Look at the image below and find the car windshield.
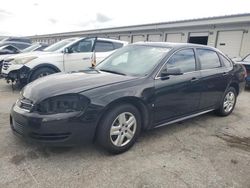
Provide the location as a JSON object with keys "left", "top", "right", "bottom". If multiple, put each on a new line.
{"left": 21, "top": 44, "right": 40, "bottom": 52}
{"left": 243, "top": 54, "right": 250, "bottom": 62}
{"left": 0, "top": 45, "right": 9, "bottom": 50}
{"left": 96, "top": 45, "right": 171, "bottom": 76}
{"left": 43, "top": 38, "right": 76, "bottom": 52}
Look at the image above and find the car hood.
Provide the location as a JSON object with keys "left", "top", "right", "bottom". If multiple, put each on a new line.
{"left": 0, "top": 54, "right": 11, "bottom": 61}
{"left": 22, "top": 72, "right": 138, "bottom": 102}
{"left": 236, "top": 61, "right": 250, "bottom": 66}
{"left": 4, "top": 51, "right": 52, "bottom": 61}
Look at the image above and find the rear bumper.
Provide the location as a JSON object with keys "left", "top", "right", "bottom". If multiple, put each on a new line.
{"left": 10, "top": 104, "right": 97, "bottom": 146}
{"left": 246, "top": 76, "right": 250, "bottom": 87}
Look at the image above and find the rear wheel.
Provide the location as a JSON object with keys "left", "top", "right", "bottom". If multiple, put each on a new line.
{"left": 215, "top": 87, "right": 237, "bottom": 116}
{"left": 30, "top": 67, "right": 56, "bottom": 82}
{"left": 97, "top": 104, "right": 141, "bottom": 154}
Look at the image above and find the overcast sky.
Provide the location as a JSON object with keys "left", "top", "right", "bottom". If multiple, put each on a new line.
{"left": 0, "top": 0, "right": 250, "bottom": 36}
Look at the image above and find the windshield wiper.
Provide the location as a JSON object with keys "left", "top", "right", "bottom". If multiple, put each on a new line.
{"left": 99, "top": 69, "right": 126, "bottom": 76}
{"left": 79, "top": 67, "right": 100, "bottom": 73}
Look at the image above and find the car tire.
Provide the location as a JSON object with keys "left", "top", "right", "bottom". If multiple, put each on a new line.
{"left": 215, "top": 87, "right": 237, "bottom": 116}
{"left": 97, "top": 104, "right": 141, "bottom": 154}
{"left": 30, "top": 67, "right": 56, "bottom": 82}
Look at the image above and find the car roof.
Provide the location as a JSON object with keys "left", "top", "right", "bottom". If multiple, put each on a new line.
{"left": 98, "top": 37, "right": 128, "bottom": 44}
{"left": 133, "top": 42, "right": 218, "bottom": 51}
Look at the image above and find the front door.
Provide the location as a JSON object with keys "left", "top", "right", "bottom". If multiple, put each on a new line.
{"left": 63, "top": 38, "right": 96, "bottom": 72}
{"left": 154, "top": 48, "right": 202, "bottom": 125}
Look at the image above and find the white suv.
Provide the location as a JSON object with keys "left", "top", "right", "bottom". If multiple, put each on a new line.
{"left": 1, "top": 37, "right": 128, "bottom": 84}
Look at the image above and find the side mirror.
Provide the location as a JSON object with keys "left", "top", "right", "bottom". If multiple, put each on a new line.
{"left": 161, "top": 67, "right": 183, "bottom": 77}
{"left": 63, "top": 47, "right": 72, "bottom": 54}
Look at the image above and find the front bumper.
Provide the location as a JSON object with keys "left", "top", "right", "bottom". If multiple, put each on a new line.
{"left": 1, "top": 65, "right": 30, "bottom": 83}
{"left": 10, "top": 104, "right": 98, "bottom": 146}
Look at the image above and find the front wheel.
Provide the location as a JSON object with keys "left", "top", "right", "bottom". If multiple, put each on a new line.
{"left": 97, "top": 104, "right": 141, "bottom": 154}
{"left": 215, "top": 87, "right": 237, "bottom": 116}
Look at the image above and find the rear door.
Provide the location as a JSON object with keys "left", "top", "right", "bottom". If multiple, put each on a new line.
{"left": 197, "top": 49, "right": 228, "bottom": 110}
{"left": 154, "top": 48, "right": 202, "bottom": 125}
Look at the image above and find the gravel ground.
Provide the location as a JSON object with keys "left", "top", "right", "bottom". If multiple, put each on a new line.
{"left": 0, "top": 79, "right": 249, "bottom": 188}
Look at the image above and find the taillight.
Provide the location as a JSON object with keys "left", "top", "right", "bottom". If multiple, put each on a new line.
{"left": 242, "top": 65, "right": 247, "bottom": 78}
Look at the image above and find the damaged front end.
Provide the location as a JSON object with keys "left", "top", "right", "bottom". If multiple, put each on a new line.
{"left": 1, "top": 62, "right": 30, "bottom": 85}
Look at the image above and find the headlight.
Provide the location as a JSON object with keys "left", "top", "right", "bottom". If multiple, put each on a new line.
{"left": 36, "top": 94, "right": 89, "bottom": 114}
{"left": 13, "top": 56, "right": 37, "bottom": 64}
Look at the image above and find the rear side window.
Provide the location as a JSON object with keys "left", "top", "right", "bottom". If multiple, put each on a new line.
{"left": 197, "top": 49, "right": 221, "bottom": 70}
{"left": 219, "top": 54, "right": 232, "bottom": 67}
{"left": 94, "top": 41, "right": 114, "bottom": 52}
{"left": 167, "top": 49, "right": 196, "bottom": 73}
{"left": 113, "top": 42, "right": 123, "bottom": 49}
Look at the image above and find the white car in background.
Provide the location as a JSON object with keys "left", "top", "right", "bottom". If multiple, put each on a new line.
{"left": 1, "top": 37, "right": 128, "bottom": 85}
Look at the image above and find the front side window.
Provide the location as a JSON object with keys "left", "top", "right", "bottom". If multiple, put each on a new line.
{"left": 70, "top": 39, "right": 94, "bottom": 53}
{"left": 166, "top": 49, "right": 196, "bottom": 73}
{"left": 94, "top": 41, "right": 114, "bottom": 52}
{"left": 197, "top": 49, "right": 221, "bottom": 70}
{"left": 96, "top": 45, "right": 171, "bottom": 76}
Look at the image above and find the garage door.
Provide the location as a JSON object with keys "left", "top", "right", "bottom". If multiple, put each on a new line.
{"left": 148, "top": 34, "right": 162, "bottom": 42}
{"left": 119, "top": 35, "right": 131, "bottom": 43}
{"left": 216, "top": 31, "right": 243, "bottom": 58}
{"left": 166, "top": 33, "right": 182, "bottom": 42}
{"left": 132, "top": 35, "right": 145, "bottom": 43}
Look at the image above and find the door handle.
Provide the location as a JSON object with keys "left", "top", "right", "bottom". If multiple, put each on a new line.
{"left": 190, "top": 77, "right": 199, "bottom": 82}
{"left": 83, "top": 57, "right": 91, "bottom": 60}
{"left": 222, "top": 72, "right": 229, "bottom": 76}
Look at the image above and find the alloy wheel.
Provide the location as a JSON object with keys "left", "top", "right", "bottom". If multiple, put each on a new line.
{"left": 110, "top": 112, "right": 137, "bottom": 147}
{"left": 38, "top": 72, "right": 50, "bottom": 78}
{"left": 223, "top": 91, "right": 235, "bottom": 113}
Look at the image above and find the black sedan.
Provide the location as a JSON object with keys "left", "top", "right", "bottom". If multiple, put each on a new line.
{"left": 10, "top": 43, "right": 246, "bottom": 153}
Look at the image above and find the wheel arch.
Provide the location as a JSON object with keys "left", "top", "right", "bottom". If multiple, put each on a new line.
{"left": 27, "top": 63, "right": 61, "bottom": 82}
{"left": 228, "top": 82, "right": 239, "bottom": 95}
{"left": 93, "top": 96, "right": 151, "bottom": 141}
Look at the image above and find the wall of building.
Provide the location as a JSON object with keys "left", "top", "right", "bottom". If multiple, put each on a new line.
{"left": 29, "top": 15, "right": 250, "bottom": 58}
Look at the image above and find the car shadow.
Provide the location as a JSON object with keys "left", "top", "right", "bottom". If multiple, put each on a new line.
{"left": 12, "top": 111, "right": 216, "bottom": 162}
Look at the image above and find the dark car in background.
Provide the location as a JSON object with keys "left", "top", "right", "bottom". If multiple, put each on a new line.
{"left": 1, "top": 37, "right": 31, "bottom": 44}
{"left": 0, "top": 37, "right": 32, "bottom": 50}
{"left": 0, "top": 43, "right": 48, "bottom": 75}
{"left": 10, "top": 43, "right": 246, "bottom": 154}
{"left": 235, "top": 53, "right": 250, "bottom": 87}
{"left": 0, "top": 44, "right": 20, "bottom": 55}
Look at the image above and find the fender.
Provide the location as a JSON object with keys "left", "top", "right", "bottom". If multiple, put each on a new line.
{"left": 27, "top": 63, "right": 62, "bottom": 82}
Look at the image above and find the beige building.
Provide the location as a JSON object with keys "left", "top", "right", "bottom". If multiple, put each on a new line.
{"left": 29, "top": 13, "right": 250, "bottom": 58}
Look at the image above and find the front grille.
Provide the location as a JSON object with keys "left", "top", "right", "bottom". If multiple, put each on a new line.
{"left": 17, "top": 98, "right": 34, "bottom": 111}
{"left": 12, "top": 120, "right": 25, "bottom": 135}
{"left": 2, "top": 61, "right": 11, "bottom": 70}
{"left": 30, "top": 132, "right": 71, "bottom": 140}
